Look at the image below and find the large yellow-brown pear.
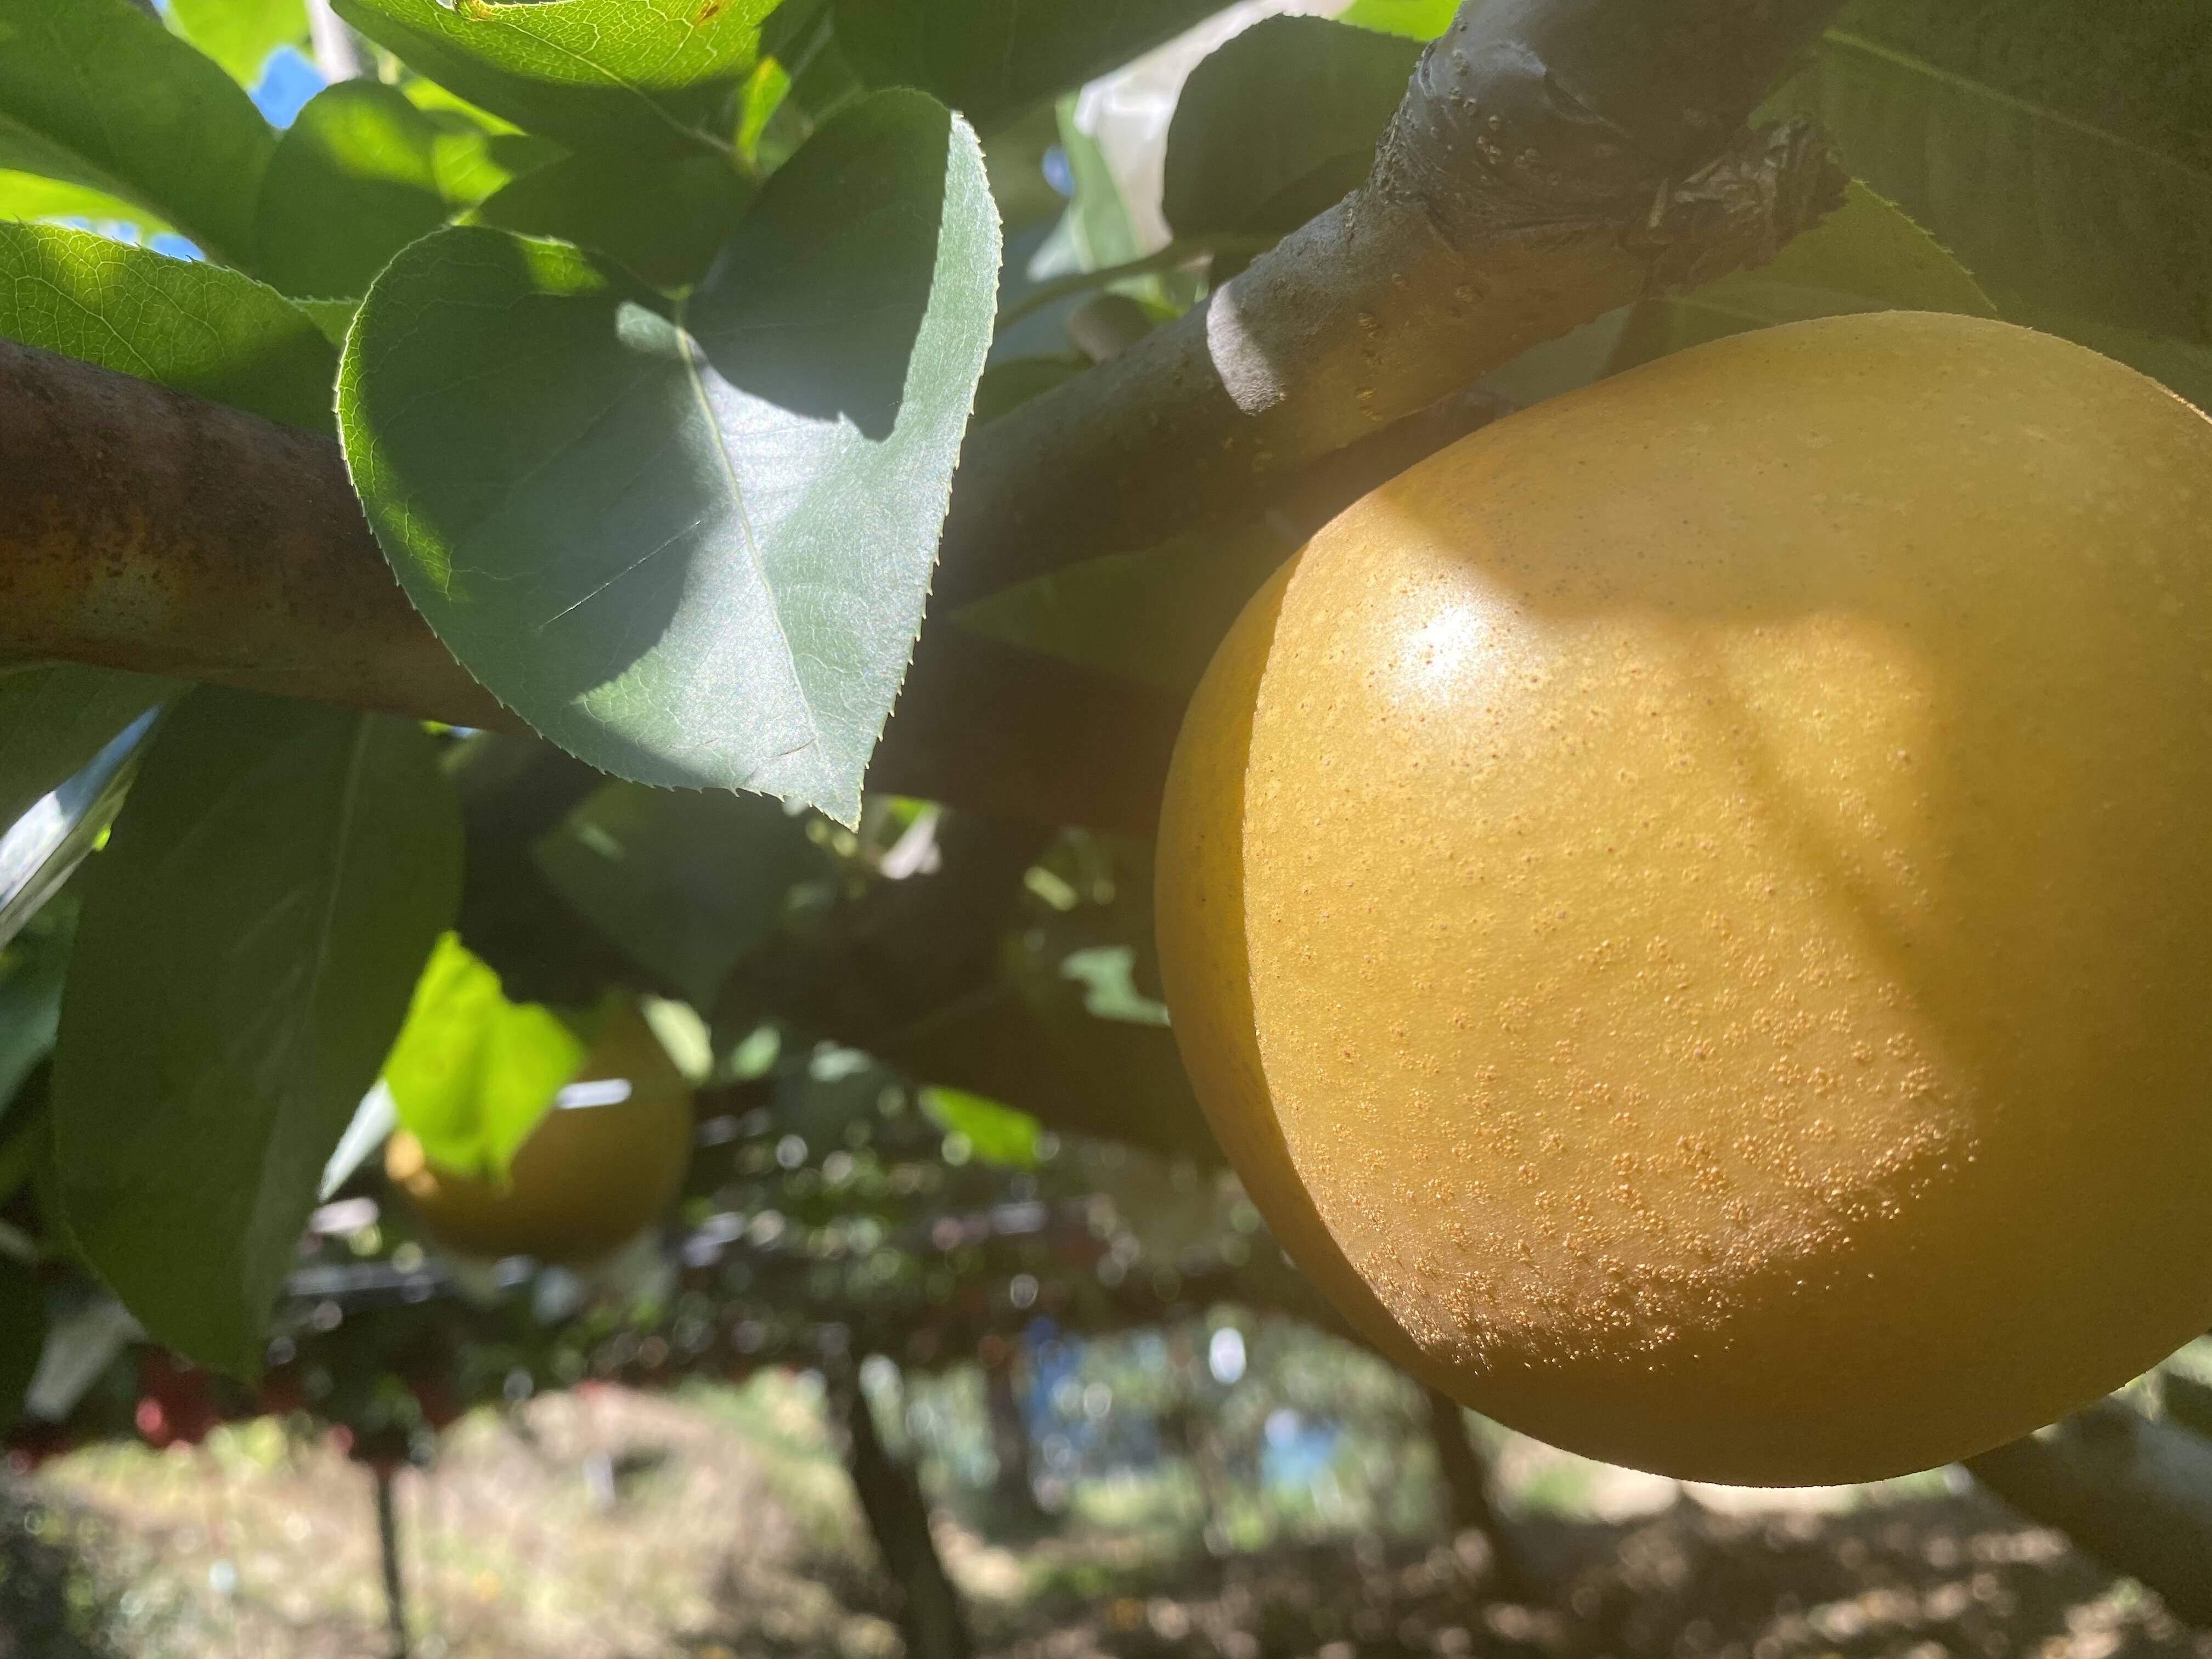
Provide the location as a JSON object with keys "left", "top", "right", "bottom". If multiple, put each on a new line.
{"left": 1156, "top": 312, "right": 2212, "bottom": 1485}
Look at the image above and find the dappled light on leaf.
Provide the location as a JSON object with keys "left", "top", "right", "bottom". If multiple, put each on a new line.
{"left": 253, "top": 80, "right": 556, "bottom": 301}
{"left": 338, "top": 91, "right": 1000, "bottom": 824}
{"left": 0, "top": 224, "right": 337, "bottom": 430}
{"left": 0, "top": 0, "right": 274, "bottom": 264}
{"left": 380, "top": 932, "right": 586, "bottom": 1183}
{"left": 331, "top": 0, "right": 778, "bottom": 155}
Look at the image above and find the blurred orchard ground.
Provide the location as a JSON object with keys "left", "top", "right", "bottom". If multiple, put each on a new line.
{"left": 8, "top": 1358, "right": 2212, "bottom": 1659}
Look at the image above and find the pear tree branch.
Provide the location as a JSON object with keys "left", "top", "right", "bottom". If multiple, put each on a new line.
{"left": 0, "top": 0, "right": 1849, "bottom": 826}
{"left": 1966, "top": 1400, "right": 2212, "bottom": 1626}
{"left": 936, "top": 0, "right": 1847, "bottom": 604}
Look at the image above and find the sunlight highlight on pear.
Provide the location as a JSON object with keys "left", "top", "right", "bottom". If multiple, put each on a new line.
{"left": 1158, "top": 312, "right": 2212, "bottom": 1484}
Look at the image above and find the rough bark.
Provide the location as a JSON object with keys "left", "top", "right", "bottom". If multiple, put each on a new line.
{"left": 933, "top": 0, "right": 1846, "bottom": 604}
{"left": 0, "top": 340, "right": 507, "bottom": 731}
{"left": 1965, "top": 1400, "right": 2212, "bottom": 1625}
{"left": 836, "top": 1364, "right": 975, "bottom": 1659}
{"left": 0, "top": 339, "right": 1181, "bottom": 832}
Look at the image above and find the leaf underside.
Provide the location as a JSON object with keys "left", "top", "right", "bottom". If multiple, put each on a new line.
{"left": 1777, "top": 31, "right": 2212, "bottom": 347}
{"left": 52, "top": 691, "right": 460, "bottom": 1375}
{"left": 339, "top": 90, "right": 1001, "bottom": 826}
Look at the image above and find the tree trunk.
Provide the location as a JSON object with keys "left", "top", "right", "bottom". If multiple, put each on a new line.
{"left": 836, "top": 1364, "right": 975, "bottom": 1659}
{"left": 983, "top": 1348, "right": 1053, "bottom": 1536}
{"left": 1965, "top": 1399, "right": 2212, "bottom": 1626}
{"left": 1423, "top": 1385, "right": 1527, "bottom": 1595}
{"left": 1161, "top": 1399, "right": 1236, "bottom": 1555}
{"left": 373, "top": 1463, "right": 410, "bottom": 1659}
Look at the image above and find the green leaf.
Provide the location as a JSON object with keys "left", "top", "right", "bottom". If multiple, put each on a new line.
{"left": 834, "top": 0, "right": 1228, "bottom": 136}
{"left": 955, "top": 518, "right": 1295, "bottom": 695}
{"left": 380, "top": 932, "right": 584, "bottom": 1180}
{"left": 1059, "top": 944, "right": 1171, "bottom": 1026}
{"left": 1831, "top": 0, "right": 2212, "bottom": 176}
{"left": 777, "top": 9, "right": 867, "bottom": 144}
{"left": 972, "top": 354, "right": 1087, "bottom": 424}
{"left": 52, "top": 690, "right": 460, "bottom": 1375}
{"left": 0, "top": 659, "right": 171, "bottom": 839}
{"left": 0, "top": 170, "right": 168, "bottom": 235}
{"left": 1163, "top": 16, "right": 1417, "bottom": 241}
{"left": 296, "top": 297, "right": 360, "bottom": 347}
{"left": 532, "top": 782, "right": 822, "bottom": 1009}
{"left": 0, "top": 223, "right": 337, "bottom": 431}
{"left": 1012, "top": 95, "right": 1204, "bottom": 330}
{"left": 340, "top": 91, "right": 1000, "bottom": 826}
{"left": 398, "top": 76, "right": 534, "bottom": 137}
{"left": 981, "top": 103, "right": 1067, "bottom": 237}
{"left": 1609, "top": 181, "right": 1997, "bottom": 366}
{"left": 0, "top": 908, "right": 70, "bottom": 1119}
{"left": 1770, "top": 30, "right": 2212, "bottom": 345}
{"left": 254, "top": 80, "right": 557, "bottom": 301}
{"left": 1053, "top": 94, "right": 1141, "bottom": 274}
{"left": 919, "top": 1086, "right": 1041, "bottom": 1169}
{"left": 0, "top": 0, "right": 274, "bottom": 263}
{"left": 0, "top": 1254, "right": 43, "bottom": 1435}
{"left": 170, "top": 0, "right": 308, "bottom": 86}
{"left": 899, "top": 992, "right": 1213, "bottom": 1161}
{"left": 736, "top": 57, "right": 792, "bottom": 167}
{"left": 2171, "top": 1375, "right": 2212, "bottom": 1446}
{"left": 331, "top": 0, "right": 775, "bottom": 155}
{"left": 1978, "top": 294, "right": 2212, "bottom": 416}
{"left": 474, "top": 149, "right": 755, "bottom": 291}
{"left": 1745, "top": 182, "right": 1995, "bottom": 314}
{"left": 1336, "top": 0, "right": 1454, "bottom": 40}
{"left": 0, "top": 699, "right": 146, "bottom": 957}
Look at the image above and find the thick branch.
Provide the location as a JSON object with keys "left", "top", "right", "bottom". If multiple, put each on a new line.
{"left": 0, "top": 338, "right": 1183, "bottom": 831}
{"left": 1, "top": 0, "right": 1848, "bottom": 822}
{"left": 1423, "top": 1383, "right": 1527, "bottom": 1592}
{"left": 934, "top": 0, "right": 1846, "bottom": 605}
{"left": 0, "top": 339, "right": 506, "bottom": 729}
{"left": 1965, "top": 1401, "right": 2212, "bottom": 1625}
{"left": 836, "top": 1363, "right": 976, "bottom": 1659}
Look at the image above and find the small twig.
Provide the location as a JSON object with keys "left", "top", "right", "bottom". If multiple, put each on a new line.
{"left": 995, "top": 238, "right": 1271, "bottom": 334}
